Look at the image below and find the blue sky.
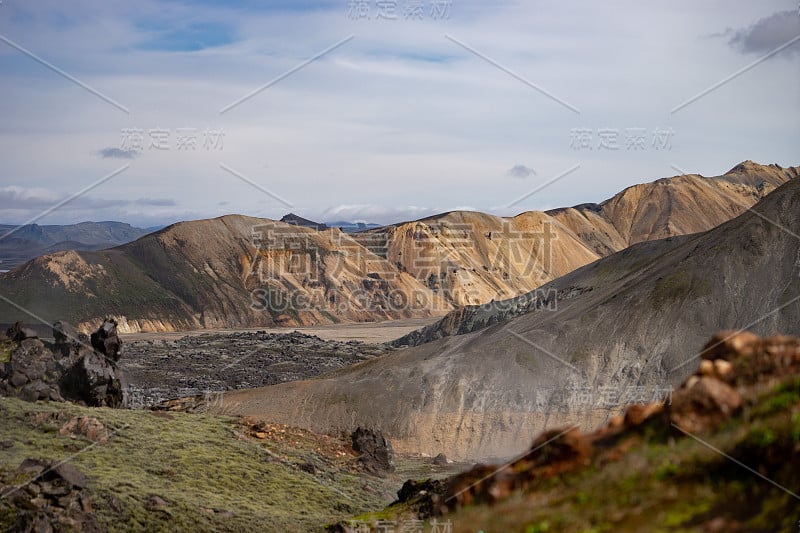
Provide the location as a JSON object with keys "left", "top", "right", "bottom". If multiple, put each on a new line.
{"left": 0, "top": 0, "right": 798, "bottom": 227}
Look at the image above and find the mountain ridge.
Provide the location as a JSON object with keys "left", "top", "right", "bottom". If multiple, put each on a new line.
{"left": 221, "top": 176, "right": 800, "bottom": 460}
{"left": 0, "top": 161, "right": 796, "bottom": 334}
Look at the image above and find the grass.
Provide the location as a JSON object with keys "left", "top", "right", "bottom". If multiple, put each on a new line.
{"left": 0, "top": 397, "right": 453, "bottom": 532}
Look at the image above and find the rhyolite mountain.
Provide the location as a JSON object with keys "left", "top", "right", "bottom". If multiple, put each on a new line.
{"left": 222, "top": 176, "right": 800, "bottom": 461}
{"left": 0, "top": 221, "right": 150, "bottom": 271}
{"left": 0, "top": 161, "right": 796, "bottom": 333}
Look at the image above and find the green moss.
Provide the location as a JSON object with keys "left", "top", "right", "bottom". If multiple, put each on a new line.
{"left": 654, "top": 461, "right": 679, "bottom": 481}
{"left": 0, "top": 398, "right": 401, "bottom": 532}
{"left": 523, "top": 520, "right": 550, "bottom": 533}
{"left": 0, "top": 340, "right": 13, "bottom": 364}
{"left": 661, "top": 500, "right": 711, "bottom": 527}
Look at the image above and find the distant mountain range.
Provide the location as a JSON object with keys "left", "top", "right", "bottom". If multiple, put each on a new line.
{"left": 0, "top": 162, "right": 796, "bottom": 335}
{"left": 224, "top": 174, "right": 800, "bottom": 461}
{"left": 0, "top": 221, "right": 151, "bottom": 271}
{"left": 280, "top": 213, "right": 381, "bottom": 233}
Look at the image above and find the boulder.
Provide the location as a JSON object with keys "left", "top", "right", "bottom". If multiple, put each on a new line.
{"left": 6, "top": 322, "right": 38, "bottom": 342}
{"left": 0, "top": 338, "right": 63, "bottom": 402}
{"left": 90, "top": 318, "right": 122, "bottom": 362}
{"left": 432, "top": 453, "right": 449, "bottom": 466}
{"left": 5, "top": 458, "right": 100, "bottom": 533}
{"left": 59, "top": 347, "right": 124, "bottom": 407}
{"left": 58, "top": 416, "right": 109, "bottom": 444}
{"left": 669, "top": 376, "right": 741, "bottom": 433}
{"left": 395, "top": 478, "right": 448, "bottom": 517}
{"left": 351, "top": 427, "right": 395, "bottom": 476}
{"left": 0, "top": 319, "right": 124, "bottom": 407}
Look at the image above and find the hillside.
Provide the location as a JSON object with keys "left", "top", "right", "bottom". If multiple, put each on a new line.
{"left": 0, "top": 397, "right": 464, "bottom": 532}
{"left": 336, "top": 331, "right": 800, "bottom": 532}
{"left": 0, "top": 216, "right": 451, "bottom": 333}
{"left": 221, "top": 177, "right": 800, "bottom": 461}
{"left": 0, "top": 162, "right": 795, "bottom": 333}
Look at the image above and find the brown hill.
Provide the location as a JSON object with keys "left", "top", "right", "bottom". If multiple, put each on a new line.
{"left": 355, "top": 161, "right": 796, "bottom": 306}
{"left": 0, "top": 161, "right": 795, "bottom": 333}
{"left": 221, "top": 176, "right": 800, "bottom": 461}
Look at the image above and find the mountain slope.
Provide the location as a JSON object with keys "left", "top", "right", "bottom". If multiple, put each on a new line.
{"left": 0, "top": 216, "right": 451, "bottom": 332}
{"left": 222, "top": 177, "right": 800, "bottom": 461}
{"left": 0, "top": 221, "right": 150, "bottom": 271}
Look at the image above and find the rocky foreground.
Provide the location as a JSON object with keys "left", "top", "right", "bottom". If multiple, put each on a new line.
{"left": 332, "top": 331, "right": 800, "bottom": 532}
{"left": 1, "top": 322, "right": 799, "bottom": 531}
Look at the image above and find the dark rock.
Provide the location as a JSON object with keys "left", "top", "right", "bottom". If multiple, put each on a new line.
{"left": 351, "top": 427, "right": 395, "bottom": 476}
{"left": 0, "top": 339, "right": 63, "bottom": 402}
{"left": 146, "top": 495, "right": 169, "bottom": 510}
{"left": 52, "top": 321, "right": 79, "bottom": 347}
{"left": 432, "top": 453, "right": 448, "bottom": 466}
{"left": 395, "top": 478, "right": 448, "bottom": 518}
{"left": 6, "top": 322, "right": 38, "bottom": 342}
{"left": 90, "top": 318, "right": 122, "bottom": 362}
{"left": 59, "top": 347, "right": 124, "bottom": 407}
{"left": 7, "top": 459, "right": 99, "bottom": 533}
{"left": 298, "top": 462, "right": 316, "bottom": 475}
{"left": 0, "top": 319, "right": 124, "bottom": 407}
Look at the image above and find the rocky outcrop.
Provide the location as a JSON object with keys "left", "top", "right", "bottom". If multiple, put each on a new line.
{"left": 0, "top": 336, "right": 65, "bottom": 402}
{"left": 668, "top": 376, "right": 741, "bottom": 434}
{"left": 89, "top": 318, "right": 122, "bottom": 362}
{"left": 0, "top": 319, "right": 125, "bottom": 407}
{"left": 351, "top": 427, "right": 395, "bottom": 477}
{"left": 3, "top": 458, "right": 101, "bottom": 533}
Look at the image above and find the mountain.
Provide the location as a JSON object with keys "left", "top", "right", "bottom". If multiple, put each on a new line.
{"left": 352, "top": 161, "right": 797, "bottom": 306}
{"left": 221, "top": 177, "right": 800, "bottom": 461}
{"left": 279, "top": 213, "right": 328, "bottom": 231}
{"left": 0, "top": 162, "right": 795, "bottom": 333}
{"left": 0, "top": 215, "right": 452, "bottom": 333}
{"left": 0, "top": 221, "right": 150, "bottom": 271}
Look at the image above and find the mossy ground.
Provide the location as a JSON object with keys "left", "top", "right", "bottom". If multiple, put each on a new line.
{"left": 440, "top": 376, "right": 800, "bottom": 532}
{"left": 0, "top": 397, "right": 461, "bottom": 532}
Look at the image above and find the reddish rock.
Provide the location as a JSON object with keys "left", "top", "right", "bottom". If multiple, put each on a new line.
{"left": 700, "top": 330, "right": 759, "bottom": 361}
{"left": 59, "top": 416, "right": 109, "bottom": 444}
{"left": 669, "top": 376, "right": 741, "bottom": 433}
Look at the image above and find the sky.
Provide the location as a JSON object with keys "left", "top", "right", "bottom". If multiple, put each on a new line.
{"left": 0, "top": 0, "right": 798, "bottom": 227}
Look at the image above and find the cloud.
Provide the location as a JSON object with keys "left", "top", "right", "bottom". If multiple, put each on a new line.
{"left": 0, "top": 186, "right": 61, "bottom": 209}
{"left": 507, "top": 164, "right": 537, "bottom": 179}
{"left": 97, "top": 147, "right": 140, "bottom": 159}
{"left": 724, "top": 11, "right": 800, "bottom": 56}
{"left": 135, "top": 198, "right": 176, "bottom": 207}
{"left": 319, "top": 204, "right": 441, "bottom": 225}
{"left": 135, "top": 21, "right": 237, "bottom": 52}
